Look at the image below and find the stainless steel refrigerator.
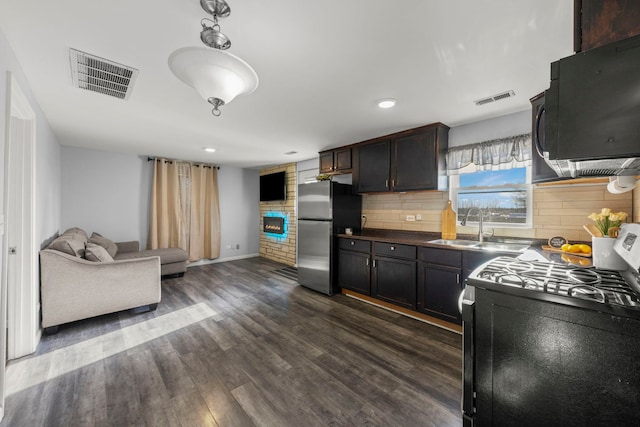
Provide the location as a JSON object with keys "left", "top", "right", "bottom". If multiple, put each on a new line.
{"left": 297, "top": 181, "right": 361, "bottom": 295}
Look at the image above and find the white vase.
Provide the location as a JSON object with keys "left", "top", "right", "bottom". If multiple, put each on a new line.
{"left": 591, "top": 237, "right": 627, "bottom": 271}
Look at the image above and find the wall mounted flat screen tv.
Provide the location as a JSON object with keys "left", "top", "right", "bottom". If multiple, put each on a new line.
{"left": 260, "top": 171, "right": 286, "bottom": 201}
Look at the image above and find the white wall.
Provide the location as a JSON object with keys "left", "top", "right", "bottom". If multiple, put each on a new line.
{"left": 61, "top": 147, "right": 150, "bottom": 245}
{"left": 1, "top": 30, "right": 61, "bottom": 248}
{"left": 217, "top": 167, "right": 260, "bottom": 259}
{"left": 60, "top": 146, "right": 260, "bottom": 260}
{"left": 449, "top": 110, "right": 530, "bottom": 147}
{"left": 0, "top": 29, "right": 61, "bottom": 367}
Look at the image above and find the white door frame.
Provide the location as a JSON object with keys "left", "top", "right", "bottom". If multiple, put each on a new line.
{"left": 1, "top": 72, "right": 38, "bottom": 414}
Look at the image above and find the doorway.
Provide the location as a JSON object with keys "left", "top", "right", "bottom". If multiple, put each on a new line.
{"left": 0, "top": 72, "right": 38, "bottom": 419}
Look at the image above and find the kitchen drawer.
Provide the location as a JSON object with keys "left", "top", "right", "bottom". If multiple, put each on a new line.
{"left": 374, "top": 242, "right": 416, "bottom": 260}
{"left": 419, "top": 246, "right": 462, "bottom": 267}
{"left": 339, "top": 238, "right": 371, "bottom": 253}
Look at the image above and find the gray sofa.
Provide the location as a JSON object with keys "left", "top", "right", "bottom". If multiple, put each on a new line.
{"left": 40, "top": 227, "right": 188, "bottom": 333}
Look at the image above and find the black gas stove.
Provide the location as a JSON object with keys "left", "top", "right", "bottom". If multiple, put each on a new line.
{"left": 470, "top": 255, "right": 640, "bottom": 312}
{"left": 461, "top": 224, "right": 640, "bottom": 426}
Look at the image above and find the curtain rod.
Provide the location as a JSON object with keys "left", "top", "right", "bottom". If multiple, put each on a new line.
{"left": 147, "top": 156, "right": 220, "bottom": 170}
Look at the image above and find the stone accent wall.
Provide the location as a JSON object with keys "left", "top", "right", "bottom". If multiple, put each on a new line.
{"left": 361, "top": 183, "right": 634, "bottom": 242}
{"left": 259, "top": 163, "right": 296, "bottom": 266}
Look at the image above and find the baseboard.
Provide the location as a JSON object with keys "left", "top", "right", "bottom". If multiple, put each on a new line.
{"left": 342, "top": 290, "right": 462, "bottom": 334}
{"left": 187, "top": 253, "right": 259, "bottom": 267}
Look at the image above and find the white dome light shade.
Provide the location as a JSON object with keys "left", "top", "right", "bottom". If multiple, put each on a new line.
{"left": 168, "top": 47, "right": 258, "bottom": 105}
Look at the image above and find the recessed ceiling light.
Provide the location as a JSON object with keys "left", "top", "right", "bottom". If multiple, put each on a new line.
{"left": 377, "top": 98, "right": 397, "bottom": 109}
{"left": 203, "top": 147, "right": 216, "bottom": 153}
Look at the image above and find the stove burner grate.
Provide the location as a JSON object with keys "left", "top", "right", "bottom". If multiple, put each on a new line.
{"left": 473, "top": 256, "right": 640, "bottom": 309}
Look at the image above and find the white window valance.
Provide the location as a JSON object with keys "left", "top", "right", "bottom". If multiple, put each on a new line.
{"left": 446, "top": 133, "right": 532, "bottom": 175}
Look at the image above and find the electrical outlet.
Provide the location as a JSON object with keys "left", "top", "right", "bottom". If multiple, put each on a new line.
{"left": 406, "top": 215, "right": 416, "bottom": 222}
{"left": 416, "top": 214, "right": 422, "bottom": 221}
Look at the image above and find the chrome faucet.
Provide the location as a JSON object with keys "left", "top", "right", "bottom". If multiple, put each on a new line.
{"left": 461, "top": 207, "right": 485, "bottom": 242}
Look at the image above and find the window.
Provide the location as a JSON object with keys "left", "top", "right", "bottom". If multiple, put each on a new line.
{"left": 446, "top": 133, "right": 533, "bottom": 228}
{"left": 450, "top": 166, "right": 532, "bottom": 227}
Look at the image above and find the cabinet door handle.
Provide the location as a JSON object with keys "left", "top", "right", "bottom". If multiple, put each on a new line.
{"left": 456, "top": 273, "right": 460, "bottom": 285}
{"left": 366, "top": 258, "right": 369, "bottom": 266}
{"left": 385, "top": 179, "right": 388, "bottom": 188}
{"left": 392, "top": 179, "right": 395, "bottom": 188}
{"left": 373, "top": 259, "right": 376, "bottom": 268}
{"left": 390, "top": 246, "right": 395, "bottom": 251}
{"left": 351, "top": 241, "right": 355, "bottom": 245}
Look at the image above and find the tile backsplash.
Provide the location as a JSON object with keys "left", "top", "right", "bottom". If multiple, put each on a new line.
{"left": 362, "top": 182, "right": 635, "bottom": 242}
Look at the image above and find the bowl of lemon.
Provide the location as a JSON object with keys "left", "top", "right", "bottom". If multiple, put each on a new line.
{"left": 542, "top": 236, "right": 592, "bottom": 258}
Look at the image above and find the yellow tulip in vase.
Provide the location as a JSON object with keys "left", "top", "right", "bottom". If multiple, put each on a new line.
{"left": 588, "top": 208, "right": 628, "bottom": 270}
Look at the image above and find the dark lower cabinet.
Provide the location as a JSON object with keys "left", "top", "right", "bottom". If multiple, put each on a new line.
{"left": 418, "top": 247, "right": 463, "bottom": 324}
{"left": 372, "top": 256, "right": 416, "bottom": 309}
{"left": 371, "top": 242, "right": 417, "bottom": 309}
{"left": 418, "top": 263, "right": 462, "bottom": 323}
{"left": 338, "top": 237, "right": 512, "bottom": 327}
{"left": 338, "top": 250, "right": 371, "bottom": 295}
{"left": 338, "top": 238, "right": 371, "bottom": 295}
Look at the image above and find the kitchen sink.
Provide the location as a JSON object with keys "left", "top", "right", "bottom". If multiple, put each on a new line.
{"left": 428, "top": 239, "right": 482, "bottom": 248}
{"left": 427, "top": 239, "right": 530, "bottom": 253}
{"left": 473, "top": 242, "right": 530, "bottom": 253}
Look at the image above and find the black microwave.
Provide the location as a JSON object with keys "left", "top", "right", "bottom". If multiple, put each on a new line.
{"left": 543, "top": 33, "right": 640, "bottom": 163}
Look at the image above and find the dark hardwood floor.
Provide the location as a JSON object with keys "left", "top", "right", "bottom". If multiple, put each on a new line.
{"left": 2, "top": 257, "right": 462, "bottom": 427}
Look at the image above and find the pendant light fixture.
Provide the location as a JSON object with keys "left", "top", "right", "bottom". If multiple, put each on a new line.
{"left": 168, "top": 0, "right": 258, "bottom": 116}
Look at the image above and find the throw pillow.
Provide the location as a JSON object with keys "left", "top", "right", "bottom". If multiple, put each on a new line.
{"left": 61, "top": 227, "right": 88, "bottom": 242}
{"left": 85, "top": 243, "right": 114, "bottom": 262}
{"left": 89, "top": 232, "right": 118, "bottom": 257}
{"left": 49, "top": 237, "right": 86, "bottom": 258}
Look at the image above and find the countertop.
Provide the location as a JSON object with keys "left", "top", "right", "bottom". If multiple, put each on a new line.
{"left": 337, "top": 229, "right": 592, "bottom": 267}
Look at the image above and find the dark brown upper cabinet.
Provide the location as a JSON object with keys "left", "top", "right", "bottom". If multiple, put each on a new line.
{"left": 353, "top": 139, "right": 391, "bottom": 192}
{"left": 318, "top": 147, "right": 352, "bottom": 174}
{"left": 575, "top": 0, "right": 640, "bottom": 52}
{"left": 353, "top": 123, "right": 449, "bottom": 193}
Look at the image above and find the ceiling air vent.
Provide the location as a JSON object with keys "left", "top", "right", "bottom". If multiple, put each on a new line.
{"left": 69, "top": 48, "right": 139, "bottom": 100}
{"left": 474, "top": 90, "right": 515, "bottom": 106}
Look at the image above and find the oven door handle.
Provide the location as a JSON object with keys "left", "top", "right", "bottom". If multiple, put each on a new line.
{"left": 461, "top": 286, "right": 476, "bottom": 419}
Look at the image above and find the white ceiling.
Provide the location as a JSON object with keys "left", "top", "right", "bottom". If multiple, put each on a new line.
{"left": 0, "top": 0, "right": 574, "bottom": 169}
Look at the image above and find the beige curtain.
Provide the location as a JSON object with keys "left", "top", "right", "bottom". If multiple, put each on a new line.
{"left": 148, "top": 159, "right": 221, "bottom": 261}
